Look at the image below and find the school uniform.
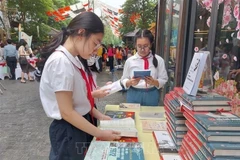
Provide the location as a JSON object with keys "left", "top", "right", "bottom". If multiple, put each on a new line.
{"left": 121, "top": 52, "right": 168, "bottom": 106}
{"left": 40, "top": 45, "right": 93, "bottom": 160}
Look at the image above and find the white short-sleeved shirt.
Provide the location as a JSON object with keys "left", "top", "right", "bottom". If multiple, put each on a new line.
{"left": 40, "top": 45, "right": 91, "bottom": 120}
{"left": 121, "top": 52, "right": 168, "bottom": 89}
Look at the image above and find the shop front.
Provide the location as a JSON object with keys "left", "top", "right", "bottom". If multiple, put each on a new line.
{"left": 155, "top": 0, "right": 240, "bottom": 104}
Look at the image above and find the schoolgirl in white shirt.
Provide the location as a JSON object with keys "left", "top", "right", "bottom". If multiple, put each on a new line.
{"left": 121, "top": 29, "right": 168, "bottom": 106}
{"left": 38, "top": 12, "right": 120, "bottom": 160}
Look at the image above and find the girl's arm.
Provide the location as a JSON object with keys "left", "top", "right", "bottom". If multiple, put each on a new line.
{"left": 55, "top": 91, "right": 120, "bottom": 140}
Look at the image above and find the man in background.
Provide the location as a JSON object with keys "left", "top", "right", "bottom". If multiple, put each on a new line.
{"left": 4, "top": 39, "right": 18, "bottom": 80}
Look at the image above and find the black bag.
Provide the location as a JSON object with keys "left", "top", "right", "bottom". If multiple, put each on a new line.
{"left": 19, "top": 56, "right": 28, "bottom": 64}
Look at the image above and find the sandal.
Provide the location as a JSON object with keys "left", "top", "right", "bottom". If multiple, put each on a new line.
{"left": 29, "top": 79, "right": 35, "bottom": 82}
{"left": 20, "top": 80, "right": 26, "bottom": 83}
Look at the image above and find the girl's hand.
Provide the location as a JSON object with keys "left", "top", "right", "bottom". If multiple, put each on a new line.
{"left": 100, "top": 115, "right": 112, "bottom": 120}
{"left": 144, "top": 76, "right": 159, "bottom": 87}
{"left": 97, "top": 130, "right": 121, "bottom": 141}
{"left": 126, "top": 78, "right": 141, "bottom": 87}
{"left": 92, "top": 89, "right": 110, "bottom": 98}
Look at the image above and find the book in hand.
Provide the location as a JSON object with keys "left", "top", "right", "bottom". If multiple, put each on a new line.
{"left": 133, "top": 70, "right": 151, "bottom": 78}
{"left": 84, "top": 141, "right": 145, "bottom": 160}
{"left": 141, "top": 120, "right": 167, "bottom": 132}
{"left": 152, "top": 131, "right": 178, "bottom": 154}
{"left": 105, "top": 110, "right": 135, "bottom": 119}
{"left": 139, "top": 111, "right": 165, "bottom": 120}
{"left": 99, "top": 117, "right": 138, "bottom": 137}
{"left": 119, "top": 103, "right": 141, "bottom": 110}
{"left": 99, "top": 80, "right": 123, "bottom": 95}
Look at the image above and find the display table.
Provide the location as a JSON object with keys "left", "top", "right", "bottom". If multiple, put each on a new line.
{"left": 104, "top": 105, "right": 165, "bottom": 160}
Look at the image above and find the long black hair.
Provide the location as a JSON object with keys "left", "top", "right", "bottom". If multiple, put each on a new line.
{"left": 36, "top": 12, "right": 104, "bottom": 79}
{"left": 134, "top": 29, "right": 158, "bottom": 68}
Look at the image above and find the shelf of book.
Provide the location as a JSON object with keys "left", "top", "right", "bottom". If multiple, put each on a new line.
{"left": 104, "top": 105, "right": 165, "bottom": 160}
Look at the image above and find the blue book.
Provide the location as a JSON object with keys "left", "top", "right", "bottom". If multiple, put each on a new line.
{"left": 133, "top": 70, "right": 151, "bottom": 78}
{"left": 184, "top": 108, "right": 240, "bottom": 131}
{"left": 165, "top": 106, "right": 186, "bottom": 125}
{"left": 84, "top": 141, "right": 145, "bottom": 160}
{"left": 182, "top": 91, "right": 231, "bottom": 106}
{"left": 191, "top": 116, "right": 240, "bottom": 143}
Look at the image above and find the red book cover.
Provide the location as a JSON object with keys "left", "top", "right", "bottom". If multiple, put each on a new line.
{"left": 178, "top": 147, "right": 188, "bottom": 160}
{"left": 180, "top": 140, "right": 192, "bottom": 160}
{"left": 96, "top": 137, "right": 138, "bottom": 142}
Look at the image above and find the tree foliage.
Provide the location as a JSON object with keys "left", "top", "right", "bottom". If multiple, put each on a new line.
{"left": 7, "top": 0, "right": 78, "bottom": 44}
{"left": 120, "top": 0, "right": 157, "bottom": 36}
{"left": 102, "top": 25, "right": 122, "bottom": 46}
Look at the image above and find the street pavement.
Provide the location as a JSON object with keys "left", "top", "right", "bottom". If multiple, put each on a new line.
{"left": 0, "top": 69, "right": 125, "bottom": 160}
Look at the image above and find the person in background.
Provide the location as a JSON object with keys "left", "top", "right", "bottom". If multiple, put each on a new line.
{"left": 121, "top": 29, "right": 168, "bottom": 106}
{"left": 96, "top": 45, "right": 103, "bottom": 72}
{"left": 17, "top": 39, "right": 35, "bottom": 83}
{"left": 4, "top": 39, "right": 18, "bottom": 80}
{"left": 0, "top": 43, "right": 5, "bottom": 60}
{"left": 38, "top": 12, "right": 120, "bottom": 160}
{"left": 107, "top": 44, "right": 114, "bottom": 72}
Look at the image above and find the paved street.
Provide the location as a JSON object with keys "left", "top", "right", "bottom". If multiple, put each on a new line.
{"left": 0, "top": 69, "right": 125, "bottom": 160}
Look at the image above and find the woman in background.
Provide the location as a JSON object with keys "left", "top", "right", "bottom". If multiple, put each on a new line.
{"left": 17, "top": 39, "right": 35, "bottom": 83}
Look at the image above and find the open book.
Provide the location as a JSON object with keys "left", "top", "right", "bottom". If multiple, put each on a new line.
{"left": 99, "top": 80, "right": 123, "bottom": 95}
{"left": 99, "top": 117, "right": 138, "bottom": 137}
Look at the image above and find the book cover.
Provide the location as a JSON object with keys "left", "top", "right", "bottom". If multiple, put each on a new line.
{"left": 178, "top": 147, "right": 188, "bottom": 160}
{"left": 141, "top": 120, "right": 167, "bottom": 132}
{"left": 180, "top": 140, "right": 193, "bottom": 160}
{"left": 167, "top": 127, "right": 182, "bottom": 146}
{"left": 182, "top": 92, "right": 231, "bottom": 106}
{"left": 105, "top": 110, "right": 135, "bottom": 119}
{"left": 164, "top": 96, "right": 183, "bottom": 118}
{"left": 160, "top": 154, "right": 182, "bottom": 160}
{"left": 186, "top": 119, "right": 240, "bottom": 157}
{"left": 183, "top": 107, "right": 240, "bottom": 131}
{"left": 186, "top": 115, "right": 240, "bottom": 143}
{"left": 165, "top": 93, "right": 181, "bottom": 113}
{"left": 152, "top": 131, "right": 178, "bottom": 154}
{"left": 84, "top": 141, "right": 145, "bottom": 160}
{"left": 166, "top": 115, "right": 188, "bottom": 132}
{"left": 182, "top": 52, "right": 209, "bottom": 96}
{"left": 119, "top": 103, "right": 141, "bottom": 110}
{"left": 133, "top": 70, "right": 151, "bottom": 78}
{"left": 99, "top": 118, "right": 138, "bottom": 137}
{"left": 167, "top": 122, "right": 186, "bottom": 138}
{"left": 181, "top": 137, "right": 201, "bottom": 160}
{"left": 139, "top": 111, "right": 165, "bottom": 120}
{"left": 164, "top": 106, "right": 186, "bottom": 125}
{"left": 96, "top": 137, "right": 139, "bottom": 143}
{"left": 184, "top": 133, "right": 206, "bottom": 160}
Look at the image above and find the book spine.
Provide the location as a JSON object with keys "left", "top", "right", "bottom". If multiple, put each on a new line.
{"left": 182, "top": 139, "right": 200, "bottom": 160}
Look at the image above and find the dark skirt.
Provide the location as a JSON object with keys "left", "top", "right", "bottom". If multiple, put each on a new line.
{"left": 49, "top": 113, "right": 93, "bottom": 160}
{"left": 19, "top": 57, "right": 35, "bottom": 73}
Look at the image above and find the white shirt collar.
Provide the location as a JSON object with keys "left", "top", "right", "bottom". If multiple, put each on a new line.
{"left": 133, "top": 52, "right": 153, "bottom": 60}
{"left": 56, "top": 45, "right": 83, "bottom": 69}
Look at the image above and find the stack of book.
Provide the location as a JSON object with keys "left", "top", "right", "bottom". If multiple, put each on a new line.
{"left": 164, "top": 91, "right": 187, "bottom": 150}
{"left": 175, "top": 87, "right": 240, "bottom": 159}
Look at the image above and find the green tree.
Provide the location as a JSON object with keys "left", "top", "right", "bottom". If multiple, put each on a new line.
{"left": 7, "top": 0, "right": 78, "bottom": 43}
{"left": 120, "top": 0, "right": 157, "bottom": 36}
{"left": 102, "top": 25, "right": 122, "bottom": 46}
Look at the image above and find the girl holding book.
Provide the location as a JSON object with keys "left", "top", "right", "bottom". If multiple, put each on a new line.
{"left": 121, "top": 29, "right": 168, "bottom": 106}
{"left": 38, "top": 12, "right": 120, "bottom": 160}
